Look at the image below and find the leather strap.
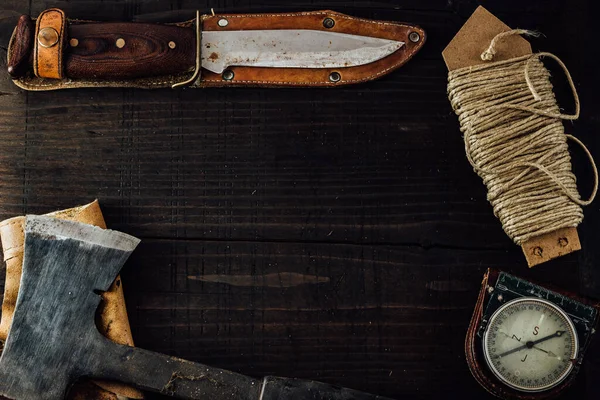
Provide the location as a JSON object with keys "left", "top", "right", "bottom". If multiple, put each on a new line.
{"left": 466, "top": 269, "right": 599, "bottom": 399}
{"left": 33, "top": 8, "right": 66, "bottom": 79}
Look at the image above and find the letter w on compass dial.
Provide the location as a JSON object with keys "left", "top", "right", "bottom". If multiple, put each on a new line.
{"left": 483, "top": 298, "right": 578, "bottom": 392}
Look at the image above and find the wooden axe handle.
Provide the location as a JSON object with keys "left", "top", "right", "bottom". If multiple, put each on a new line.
{"left": 97, "top": 339, "right": 392, "bottom": 399}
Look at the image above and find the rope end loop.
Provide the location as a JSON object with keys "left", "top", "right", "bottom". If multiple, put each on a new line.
{"left": 480, "top": 29, "right": 541, "bottom": 62}
{"left": 480, "top": 49, "right": 495, "bottom": 61}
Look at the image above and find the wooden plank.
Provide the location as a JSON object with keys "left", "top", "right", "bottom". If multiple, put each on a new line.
{"left": 0, "top": 0, "right": 597, "bottom": 399}
{"left": 121, "top": 240, "right": 582, "bottom": 399}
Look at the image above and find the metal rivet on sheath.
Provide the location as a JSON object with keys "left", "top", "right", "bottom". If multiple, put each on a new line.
{"left": 169, "top": 41, "right": 176, "bottom": 49}
{"left": 69, "top": 38, "right": 79, "bottom": 47}
{"left": 218, "top": 18, "right": 229, "bottom": 27}
{"left": 222, "top": 69, "right": 235, "bottom": 81}
{"left": 38, "top": 27, "right": 59, "bottom": 48}
{"left": 323, "top": 18, "right": 335, "bottom": 29}
{"left": 329, "top": 72, "right": 341, "bottom": 83}
{"left": 409, "top": 31, "right": 421, "bottom": 43}
{"left": 116, "top": 38, "right": 126, "bottom": 48}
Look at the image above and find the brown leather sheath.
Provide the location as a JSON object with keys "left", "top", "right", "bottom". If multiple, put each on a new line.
{"left": 7, "top": 8, "right": 425, "bottom": 90}
{"left": 466, "top": 269, "right": 600, "bottom": 400}
{"left": 0, "top": 200, "right": 143, "bottom": 400}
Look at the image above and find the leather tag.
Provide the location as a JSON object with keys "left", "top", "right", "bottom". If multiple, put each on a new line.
{"left": 442, "top": 6, "right": 531, "bottom": 71}
{"left": 33, "top": 8, "right": 66, "bottom": 79}
{"left": 521, "top": 227, "right": 581, "bottom": 268}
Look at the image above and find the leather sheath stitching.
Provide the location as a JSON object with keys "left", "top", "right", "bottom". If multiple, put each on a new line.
{"left": 201, "top": 11, "right": 421, "bottom": 85}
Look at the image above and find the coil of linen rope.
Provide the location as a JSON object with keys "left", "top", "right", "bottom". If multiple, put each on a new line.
{"left": 447, "top": 30, "right": 598, "bottom": 249}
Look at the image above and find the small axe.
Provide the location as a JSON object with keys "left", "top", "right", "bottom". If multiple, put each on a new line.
{"left": 0, "top": 216, "right": 392, "bottom": 400}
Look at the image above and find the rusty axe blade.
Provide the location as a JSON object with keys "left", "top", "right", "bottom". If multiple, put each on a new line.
{"left": 0, "top": 216, "right": 393, "bottom": 400}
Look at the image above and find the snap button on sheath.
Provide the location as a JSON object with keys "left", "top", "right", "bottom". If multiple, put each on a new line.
{"left": 409, "top": 31, "right": 421, "bottom": 43}
{"left": 323, "top": 18, "right": 335, "bottom": 29}
{"left": 222, "top": 70, "right": 235, "bottom": 81}
{"left": 38, "top": 27, "right": 59, "bottom": 48}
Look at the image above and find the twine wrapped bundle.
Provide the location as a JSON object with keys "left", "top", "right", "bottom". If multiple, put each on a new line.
{"left": 447, "top": 31, "right": 597, "bottom": 245}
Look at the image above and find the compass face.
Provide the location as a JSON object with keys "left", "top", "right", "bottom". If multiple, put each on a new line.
{"left": 483, "top": 297, "right": 578, "bottom": 392}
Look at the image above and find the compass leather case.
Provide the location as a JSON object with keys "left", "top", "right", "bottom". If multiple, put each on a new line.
{"left": 7, "top": 8, "right": 425, "bottom": 90}
{"left": 466, "top": 269, "right": 600, "bottom": 400}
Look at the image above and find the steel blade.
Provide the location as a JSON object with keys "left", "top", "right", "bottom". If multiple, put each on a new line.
{"left": 201, "top": 30, "right": 404, "bottom": 74}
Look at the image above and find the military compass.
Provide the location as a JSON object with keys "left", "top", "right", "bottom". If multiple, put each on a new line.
{"left": 483, "top": 297, "right": 578, "bottom": 391}
{"left": 468, "top": 271, "right": 599, "bottom": 399}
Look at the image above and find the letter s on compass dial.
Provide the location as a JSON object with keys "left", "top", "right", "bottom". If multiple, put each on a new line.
{"left": 483, "top": 298, "right": 578, "bottom": 392}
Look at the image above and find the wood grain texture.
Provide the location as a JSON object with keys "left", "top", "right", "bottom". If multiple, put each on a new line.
{"left": 0, "top": 0, "right": 598, "bottom": 399}
{"left": 66, "top": 23, "right": 196, "bottom": 79}
{"left": 6, "top": 15, "right": 33, "bottom": 78}
{"left": 0, "top": 217, "right": 393, "bottom": 399}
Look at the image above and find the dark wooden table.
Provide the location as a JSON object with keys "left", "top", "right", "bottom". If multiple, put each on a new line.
{"left": 0, "top": 1, "right": 598, "bottom": 399}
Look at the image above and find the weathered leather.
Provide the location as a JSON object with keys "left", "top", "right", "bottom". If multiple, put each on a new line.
{"left": 198, "top": 11, "right": 425, "bottom": 87}
{"left": 33, "top": 8, "right": 66, "bottom": 79}
{"left": 466, "top": 269, "right": 599, "bottom": 399}
{"left": 0, "top": 200, "right": 144, "bottom": 400}
{"left": 8, "top": 8, "right": 425, "bottom": 90}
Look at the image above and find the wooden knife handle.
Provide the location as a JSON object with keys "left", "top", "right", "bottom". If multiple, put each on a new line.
{"left": 7, "top": 15, "right": 34, "bottom": 77}
{"left": 65, "top": 22, "right": 196, "bottom": 79}
{"left": 98, "top": 340, "right": 392, "bottom": 399}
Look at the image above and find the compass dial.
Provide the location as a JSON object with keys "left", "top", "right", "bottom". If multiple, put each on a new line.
{"left": 483, "top": 297, "right": 578, "bottom": 392}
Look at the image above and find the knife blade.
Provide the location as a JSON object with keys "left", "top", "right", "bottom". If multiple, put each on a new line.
{"left": 64, "top": 23, "right": 403, "bottom": 80}
{"left": 201, "top": 30, "right": 404, "bottom": 74}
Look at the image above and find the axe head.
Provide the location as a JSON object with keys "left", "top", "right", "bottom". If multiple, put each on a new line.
{"left": 0, "top": 215, "right": 140, "bottom": 400}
